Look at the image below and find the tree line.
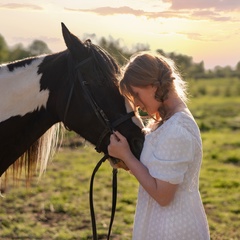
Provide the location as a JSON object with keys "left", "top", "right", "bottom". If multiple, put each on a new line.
{"left": 1, "top": 34, "right": 240, "bottom": 79}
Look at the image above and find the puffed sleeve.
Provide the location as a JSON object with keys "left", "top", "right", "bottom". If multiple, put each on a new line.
{"left": 143, "top": 124, "right": 194, "bottom": 184}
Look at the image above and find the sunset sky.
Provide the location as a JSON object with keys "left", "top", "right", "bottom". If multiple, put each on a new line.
{"left": 0, "top": 0, "right": 240, "bottom": 69}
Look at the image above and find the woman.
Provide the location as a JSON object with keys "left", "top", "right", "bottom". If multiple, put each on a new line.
{"left": 108, "top": 52, "right": 210, "bottom": 240}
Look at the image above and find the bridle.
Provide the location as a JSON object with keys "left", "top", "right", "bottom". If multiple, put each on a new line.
{"left": 64, "top": 55, "right": 134, "bottom": 152}
{"left": 63, "top": 53, "right": 135, "bottom": 239}
{"left": 76, "top": 56, "right": 134, "bottom": 153}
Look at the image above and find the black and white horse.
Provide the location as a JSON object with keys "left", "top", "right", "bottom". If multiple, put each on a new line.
{"left": 0, "top": 23, "right": 144, "bottom": 182}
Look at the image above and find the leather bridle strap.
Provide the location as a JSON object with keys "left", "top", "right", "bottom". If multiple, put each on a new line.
{"left": 76, "top": 69, "right": 113, "bottom": 150}
{"left": 89, "top": 154, "right": 118, "bottom": 240}
{"left": 95, "top": 111, "right": 135, "bottom": 153}
{"left": 76, "top": 57, "right": 112, "bottom": 131}
{"left": 64, "top": 55, "right": 135, "bottom": 239}
{"left": 76, "top": 65, "right": 135, "bottom": 153}
{"left": 112, "top": 111, "right": 135, "bottom": 128}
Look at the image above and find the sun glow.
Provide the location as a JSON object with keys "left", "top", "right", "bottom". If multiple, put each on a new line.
{"left": 0, "top": 0, "right": 239, "bottom": 69}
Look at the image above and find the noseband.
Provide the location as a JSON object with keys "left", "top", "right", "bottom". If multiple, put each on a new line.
{"left": 64, "top": 54, "right": 135, "bottom": 239}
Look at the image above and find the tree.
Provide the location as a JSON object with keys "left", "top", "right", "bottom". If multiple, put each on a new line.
{"left": 235, "top": 61, "right": 240, "bottom": 79}
{"left": 156, "top": 50, "right": 201, "bottom": 79}
{"left": 98, "top": 36, "right": 149, "bottom": 66}
{"left": 8, "top": 43, "right": 30, "bottom": 61}
{"left": 189, "top": 61, "right": 205, "bottom": 79}
{"left": 99, "top": 36, "right": 127, "bottom": 65}
{"left": 0, "top": 34, "right": 9, "bottom": 63}
{"left": 214, "top": 66, "right": 224, "bottom": 78}
{"left": 28, "top": 40, "right": 51, "bottom": 56}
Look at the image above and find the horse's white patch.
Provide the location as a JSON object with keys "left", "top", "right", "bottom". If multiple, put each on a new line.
{"left": 0, "top": 58, "right": 49, "bottom": 123}
{"left": 125, "top": 99, "right": 145, "bottom": 129}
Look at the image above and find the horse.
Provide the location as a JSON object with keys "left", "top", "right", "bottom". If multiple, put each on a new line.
{"left": 0, "top": 23, "right": 144, "bottom": 184}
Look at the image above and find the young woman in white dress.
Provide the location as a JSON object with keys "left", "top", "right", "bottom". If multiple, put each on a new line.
{"left": 108, "top": 52, "right": 210, "bottom": 240}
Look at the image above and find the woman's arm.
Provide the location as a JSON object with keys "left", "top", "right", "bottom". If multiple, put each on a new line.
{"left": 108, "top": 131, "right": 178, "bottom": 206}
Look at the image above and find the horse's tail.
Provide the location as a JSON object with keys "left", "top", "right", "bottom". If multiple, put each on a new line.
{"left": 1, "top": 123, "right": 64, "bottom": 189}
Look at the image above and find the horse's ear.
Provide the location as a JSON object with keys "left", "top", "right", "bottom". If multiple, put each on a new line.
{"left": 61, "top": 22, "right": 87, "bottom": 60}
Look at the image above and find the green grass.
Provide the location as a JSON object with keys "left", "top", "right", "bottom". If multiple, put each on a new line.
{"left": 188, "top": 77, "right": 240, "bottom": 97}
{"left": 1, "top": 78, "right": 240, "bottom": 239}
{"left": 1, "top": 140, "right": 239, "bottom": 239}
{"left": 200, "top": 131, "right": 240, "bottom": 240}
{"left": 0, "top": 147, "right": 139, "bottom": 239}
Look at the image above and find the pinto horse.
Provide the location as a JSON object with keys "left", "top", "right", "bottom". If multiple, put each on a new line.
{"left": 0, "top": 23, "right": 144, "bottom": 182}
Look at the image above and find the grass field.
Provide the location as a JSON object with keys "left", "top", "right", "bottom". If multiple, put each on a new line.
{"left": 0, "top": 78, "right": 240, "bottom": 239}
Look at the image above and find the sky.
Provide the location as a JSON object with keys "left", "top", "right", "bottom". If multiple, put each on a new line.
{"left": 0, "top": 0, "right": 240, "bottom": 69}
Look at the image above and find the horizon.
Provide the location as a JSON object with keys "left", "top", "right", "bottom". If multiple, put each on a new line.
{"left": 0, "top": 0, "right": 240, "bottom": 70}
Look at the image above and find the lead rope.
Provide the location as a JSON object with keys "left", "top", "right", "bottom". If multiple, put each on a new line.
{"left": 107, "top": 167, "right": 118, "bottom": 239}
{"left": 89, "top": 155, "right": 118, "bottom": 240}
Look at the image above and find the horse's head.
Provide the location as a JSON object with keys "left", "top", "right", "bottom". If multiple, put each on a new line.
{"left": 59, "top": 23, "right": 144, "bottom": 169}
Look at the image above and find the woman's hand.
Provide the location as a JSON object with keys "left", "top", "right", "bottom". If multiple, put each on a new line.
{"left": 109, "top": 132, "right": 178, "bottom": 207}
{"left": 108, "top": 131, "right": 133, "bottom": 162}
{"left": 109, "top": 132, "right": 178, "bottom": 206}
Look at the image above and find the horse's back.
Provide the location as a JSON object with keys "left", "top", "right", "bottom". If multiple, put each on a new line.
{"left": 0, "top": 57, "right": 50, "bottom": 123}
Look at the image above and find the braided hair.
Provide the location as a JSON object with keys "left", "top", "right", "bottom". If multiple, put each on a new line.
{"left": 119, "top": 51, "right": 188, "bottom": 126}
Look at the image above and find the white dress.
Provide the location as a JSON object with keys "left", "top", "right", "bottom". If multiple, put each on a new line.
{"left": 132, "top": 112, "right": 210, "bottom": 240}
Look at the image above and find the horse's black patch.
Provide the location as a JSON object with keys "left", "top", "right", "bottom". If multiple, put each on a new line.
{"left": 7, "top": 57, "right": 36, "bottom": 72}
{"left": 38, "top": 51, "right": 68, "bottom": 91}
{"left": 0, "top": 23, "right": 144, "bottom": 180}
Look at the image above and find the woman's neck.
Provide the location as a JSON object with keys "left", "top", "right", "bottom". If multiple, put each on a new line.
{"left": 159, "top": 95, "right": 187, "bottom": 122}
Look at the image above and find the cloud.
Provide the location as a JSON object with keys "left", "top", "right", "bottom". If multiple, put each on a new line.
{"left": 0, "top": 3, "right": 43, "bottom": 10}
{"left": 176, "top": 32, "right": 215, "bottom": 41}
{"left": 158, "top": 31, "right": 210, "bottom": 41}
{"left": 65, "top": 6, "right": 233, "bottom": 22}
{"left": 65, "top": 6, "right": 188, "bottom": 20}
{"left": 169, "top": 0, "right": 240, "bottom": 11}
{"left": 65, "top": 6, "right": 145, "bottom": 16}
{"left": 177, "top": 29, "right": 238, "bottom": 42}
{"left": 192, "top": 10, "right": 231, "bottom": 21}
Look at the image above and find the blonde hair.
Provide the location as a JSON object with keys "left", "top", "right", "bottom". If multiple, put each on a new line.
{"left": 119, "top": 51, "right": 188, "bottom": 127}
{"left": 120, "top": 51, "right": 187, "bottom": 103}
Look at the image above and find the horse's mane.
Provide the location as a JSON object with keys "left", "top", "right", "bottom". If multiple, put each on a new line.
{"left": 1, "top": 42, "right": 120, "bottom": 187}
{"left": 85, "top": 40, "right": 120, "bottom": 86}
{"left": 1, "top": 123, "right": 64, "bottom": 187}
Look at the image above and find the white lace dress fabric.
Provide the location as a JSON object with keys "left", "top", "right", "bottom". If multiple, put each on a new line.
{"left": 132, "top": 112, "right": 210, "bottom": 240}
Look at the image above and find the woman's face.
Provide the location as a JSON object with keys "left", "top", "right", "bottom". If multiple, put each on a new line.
{"left": 130, "top": 85, "right": 161, "bottom": 116}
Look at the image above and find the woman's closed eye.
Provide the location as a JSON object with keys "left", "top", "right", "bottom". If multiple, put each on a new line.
{"left": 133, "top": 92, "right": 140, "bottom": 100}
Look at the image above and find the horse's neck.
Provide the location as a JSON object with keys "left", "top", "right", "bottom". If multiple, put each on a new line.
{"left": 0, "top": 58, "right": 50, "bottom": 123}
{"left": 0, "top": 109, "right": 56, "bottom": 176}
{"left": 0, "top": 55, "right": 70, "bottom": 177}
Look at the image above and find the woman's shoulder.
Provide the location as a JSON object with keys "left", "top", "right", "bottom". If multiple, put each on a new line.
{"left": 174, "top": 111, "right": 200, "bottom": 136}
{"left": 146, "top": 110, "right": 201, "bottom": 143}
{"left": 160, "top": 110, "right": 197, "bottom": 131}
